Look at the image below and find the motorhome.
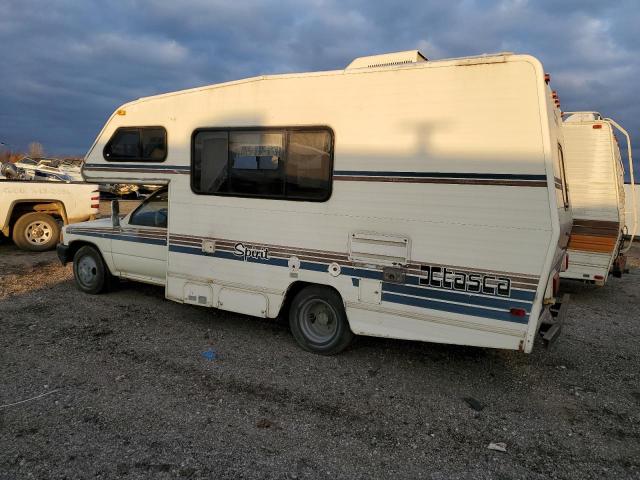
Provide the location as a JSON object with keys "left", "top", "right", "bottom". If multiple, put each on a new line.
{"left": 57, "top": 51, "right": 571, "bottom": 355}
{"left": 560, "top": 112, "right": 636, "bottom": 285}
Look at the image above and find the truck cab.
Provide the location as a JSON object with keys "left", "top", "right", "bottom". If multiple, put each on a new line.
{"left": 57, "top": 188, "right": 168, "bottom": 288}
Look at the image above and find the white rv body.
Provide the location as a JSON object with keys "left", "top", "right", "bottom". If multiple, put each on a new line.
{"left": 560, "top": 112, "right": 636, "bottom": 285}
{"left": 624, "top": 183, "right": 639, "bottom": 237}
{"left": 61, "top": 51, "right": 571, "bottom": 353}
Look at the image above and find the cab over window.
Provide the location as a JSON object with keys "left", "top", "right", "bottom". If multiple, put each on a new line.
{"left": 104, "top": 127, "right": 167, "bottom": 162}
{"left": 192, "top": 127, "right": 333, "bottom": 201}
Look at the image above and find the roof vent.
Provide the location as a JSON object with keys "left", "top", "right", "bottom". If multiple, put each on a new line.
{"left": 346, "top": 50, "right": 428, "bottom": 70}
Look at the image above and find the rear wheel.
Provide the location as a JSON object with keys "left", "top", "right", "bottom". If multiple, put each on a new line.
{"left": 73, "top": 246, "right": 109, "bottom": 294}
{"left": 12, "top": 212, "right": 60, "bottom": 251}
{"left": 289, "top": 286, "right": 354, "bottom": 355}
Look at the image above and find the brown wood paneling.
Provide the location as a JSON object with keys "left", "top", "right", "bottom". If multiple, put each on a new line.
{"left": 571, "top": 218, "right": 620, "bottom": 237}
{"left": 568, "top": 233, "right": 617, "bottom": 253}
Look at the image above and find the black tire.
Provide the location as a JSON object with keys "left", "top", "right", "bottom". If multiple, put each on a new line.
{"left": 289, "top": 286, "right": 354, "bottom": 355}
{"left": 12, "top": 212, "right": 61, "bottom": 251}
{"left": 73, "top": 246, "right": 109, "bottom": 294}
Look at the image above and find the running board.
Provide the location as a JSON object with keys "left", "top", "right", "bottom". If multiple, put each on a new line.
{"left": 539, "top": 294, "right": 570, "bottom": 347}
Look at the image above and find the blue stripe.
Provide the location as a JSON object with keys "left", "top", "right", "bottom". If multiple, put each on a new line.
{"left": 341, "top": 266, "right": 384, "bottom": 280}
{"left": 381, "top": 292, "right": 529, "bottom": 324}
{"left": 170, "top": 244, "right": 289, "bottom": 267}
{"left": 67, "top": 230, "right": 167, "bottom": 246}
{"left": 83, "top": 164, "right": 546, "bottom": 181}
{"left": 333, "top": 171, "right": 546, "bottom": 181}
{"left": 108, "top": 238, "right": 535, "bottom": 304}
{"left": 342, "top": 267, "right": 535, "bottom": 302}
{"left": 169, "top": 243, "right": 533, "bottom": 323}
{"left": 83, "top": 164, "right": 546, "bottom": 184}
{"left": 84, "top": 163, "right": 190, "bottom": 171}
{"left": 400, "top": 274, "right": 535, "bottom": 302}
{"left": 300, "top": 261, "right": 330, "bottom": 272}
{"left": 382, "top": 282, "right": 531, "bottom": 310}
{"left": 170, "top": 244, "right": 212, "bottom": 256}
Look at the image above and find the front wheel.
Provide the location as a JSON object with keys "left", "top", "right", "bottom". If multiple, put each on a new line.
{"left": 12, "top": 212, "right": 60, "bottom": 251}
{"left": 73, "top": 246, "right": 110, "bottom": 294}
{"left": 289, "top": 286, "right": 354, "bottom": 355}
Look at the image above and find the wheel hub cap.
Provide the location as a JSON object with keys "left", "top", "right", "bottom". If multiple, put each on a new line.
{"left": 300, "top": 299, "right": 337, "bottom": 343}
{"left": 77, "top": 256, "right": 98, "bottom": 286}
{"left": 25, "top": 221, "right": 52, "bottom": 244}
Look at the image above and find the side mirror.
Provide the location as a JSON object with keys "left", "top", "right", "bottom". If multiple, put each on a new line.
{"left": 111, "top": 199, "right": 120, "bottom": 228}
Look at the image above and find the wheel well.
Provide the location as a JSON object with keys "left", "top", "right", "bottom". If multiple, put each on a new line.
{"left": 67, "top": 240, "right": 114, "bottom": 275}
{"left": 7, "top": 201, "right": 68, "bottom": 233}
{"left": 278, "top": 281, "right": 345, "bottom": 318}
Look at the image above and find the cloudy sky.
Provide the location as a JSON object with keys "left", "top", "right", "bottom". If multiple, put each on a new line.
{"left": 0, "top": 0, "right": 638, "bottom": 177}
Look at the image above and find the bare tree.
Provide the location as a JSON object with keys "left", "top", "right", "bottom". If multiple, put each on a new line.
{"left": 28, "top": 142, "right": 44, "bottom": 158}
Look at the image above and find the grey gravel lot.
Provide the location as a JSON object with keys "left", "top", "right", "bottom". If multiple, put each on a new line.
{"left": 1, "top": 242, "right": 639, "bottom": 480}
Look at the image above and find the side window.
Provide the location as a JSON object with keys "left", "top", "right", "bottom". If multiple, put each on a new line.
{"left": 229, "top": 131, "right": 284, "bottom": 197}
{"left": 191, "top": 127, "right": 333, "bottom": 201}
{"left": 557, "top": 144, "right": 569, "bottom": 209}
{"left": 104, "top": 127, "right": 167, "bottom": 162}
{"left": 286, "top": 131, "right": 332, "bottom": 200}
{"left": 193, "top": 131, "right": 229, "bottom": 193}
{"left": 129, "top": 189, "right": 169, "bottom": 228}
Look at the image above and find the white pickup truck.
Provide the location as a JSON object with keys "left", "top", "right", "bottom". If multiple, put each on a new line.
{"left": 0, "top": 180, "right": 100, "bottom": 251}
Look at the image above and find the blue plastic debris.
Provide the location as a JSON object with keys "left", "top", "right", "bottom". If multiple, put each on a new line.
{"left": 201, "top": 348, "right": 217, "bottom": 361}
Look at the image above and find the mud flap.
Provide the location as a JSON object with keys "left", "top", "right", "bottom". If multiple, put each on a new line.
{"left": 539, "top": 293, "right": 570, "bottom": 347}
{"left": 56, "top": 243, "right": 71, "bottom": 265}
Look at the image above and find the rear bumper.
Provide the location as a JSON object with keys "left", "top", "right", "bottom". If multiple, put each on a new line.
{"left": 57, "top": 243, "right": 71, "bottom": 265}
{"left": 539, "top": 293, "right": 570, "bottom": 347}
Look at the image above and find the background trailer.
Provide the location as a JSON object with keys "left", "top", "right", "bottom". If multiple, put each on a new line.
{"left": 560, "top": 112, "right": 636, "bottom": 285}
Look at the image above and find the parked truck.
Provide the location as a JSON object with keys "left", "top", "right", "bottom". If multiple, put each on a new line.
{"left": 0, "top": 174, "right": 99, "bottom": 251}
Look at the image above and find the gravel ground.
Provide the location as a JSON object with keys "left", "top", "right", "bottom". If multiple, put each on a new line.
{"left": 1, "top": 242, "right": 639, "bottom": 479}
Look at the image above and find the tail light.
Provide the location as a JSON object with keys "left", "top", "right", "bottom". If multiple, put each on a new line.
{"left": 594, "top": 274, "right": 605, "bottom": 281}
{"left": 91, "top": 191, "right": 100, "bottom": 209}
{"left": 562, "top": 253, "right": 569, "bottom": 272}
{"left": 593, "top": 124, "right": 602, "bottom": 129}
{"left": 510, "top": 308, "right": 526, "bottom": 317}
{"left": 552, "top": 272, "right": 560, "bottom": 296}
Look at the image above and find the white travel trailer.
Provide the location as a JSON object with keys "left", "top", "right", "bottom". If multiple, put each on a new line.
{"left": 58, "top": 51, "right": 571, "bottom": 354}
{"left": 560, "top": 112, "right": 636, "bottom": 285}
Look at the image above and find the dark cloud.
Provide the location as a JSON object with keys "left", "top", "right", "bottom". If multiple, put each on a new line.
{"left": 0, "top": 0, "right": 638, "bottom": 178}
